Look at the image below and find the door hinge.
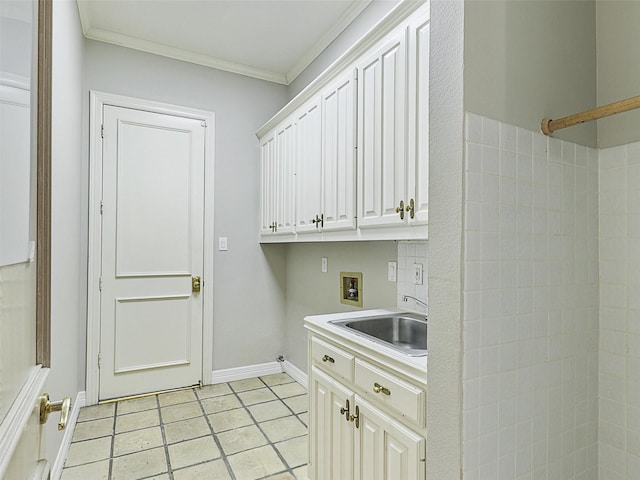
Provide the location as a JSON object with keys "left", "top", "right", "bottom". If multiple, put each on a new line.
{"left": 100, "top": 201, "right": 103, "bottom": 215}
{"left": 101, "top": 124, "right": 104, "bottom": 138}
{"left": 97, "top": 353, "right": 101, "bottom": 368}
{"left": 99, "top": 277, "right": 103, "bottom": 291}
{"left": 201, "top": 120, "right": 207, "bottom": 128}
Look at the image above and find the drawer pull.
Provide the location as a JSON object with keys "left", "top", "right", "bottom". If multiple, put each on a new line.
{"left": 322, "top": 354, "right": 335, "bottom": 363}
{"left": 340, "top": 399, "right": 350, "bottom": 420}
{"left": 349, "top": 405, "right": 360, "bottom": 428}
{"left": 373, "top": 382, "right": 391, "bottom": 396}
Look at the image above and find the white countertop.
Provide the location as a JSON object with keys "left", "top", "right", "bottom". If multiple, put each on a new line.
{"left": 304, "top": 308, "right": 428, "bottom": 372}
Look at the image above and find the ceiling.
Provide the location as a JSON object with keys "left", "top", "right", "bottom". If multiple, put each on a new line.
{"left": 76, "top": 0, "right": 374, "bottom": 85}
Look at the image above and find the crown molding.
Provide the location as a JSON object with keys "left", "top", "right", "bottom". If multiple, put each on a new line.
{"left": 285, "top": 0, "right": 372, "bottom": 85}
{"left": 257, "top": 0, "right": 426, "bottom": 138}
{"left": 84, "top": 28, "right": 288, "bottom": 85}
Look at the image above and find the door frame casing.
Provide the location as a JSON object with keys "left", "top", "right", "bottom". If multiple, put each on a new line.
{"left": 87, "top": 91, "right": 215, "bottom": 405}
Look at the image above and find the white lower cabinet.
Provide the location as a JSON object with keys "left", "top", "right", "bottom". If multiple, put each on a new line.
{"left": 310, "top": 366, "right": 355, "bottom": 480}
{"left": 354, "top": 395, "right": 425, "bottom": 480}
{"left": 308, "top": 333, "right": 426, "bottom": 480}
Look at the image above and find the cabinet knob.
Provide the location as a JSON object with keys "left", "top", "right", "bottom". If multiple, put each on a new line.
{"left": 395, "top": 200, "right": 405, "bottom": 220}
{"left": 349, "top": 405, "right": 360, "bottom": 428}
{"left": 405, "top": 198, "right": 415, "bottom": 219}
{"left": 373, "top": 382, "right": 391, "bottom": 396}
{"left": 322, "top": 354, "right": 335, "bottom": 364}
{"left": 340, "top": 399, "right": 350, "bottom": 420}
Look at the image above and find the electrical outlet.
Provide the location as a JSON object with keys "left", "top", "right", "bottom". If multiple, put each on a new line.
{"left": 321, "top": 257, "right": 328, "bottom": 273}
{"left": 414, "top": 263, "right": 423, "bottom": 285}
{"left": 388, "top": 261, "right": 397, "bottom": 282}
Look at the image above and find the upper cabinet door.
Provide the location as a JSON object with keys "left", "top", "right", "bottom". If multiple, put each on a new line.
{"left": 321, "top": 68, "right": 357, "bottom": 232}
{"left": 406, "top": 6, "right": 430, "bottom": 225}
{"left": 295, "top": 97, "right": 323, "bottom": 234}
{"left": 260, "top": 132, "right": 277, "bottom": 235}
{"left": 357, "top": 27, "right": 408, "bottom": 229}
{"left": 274, "top": 119, "right": 296, "bottom": 234}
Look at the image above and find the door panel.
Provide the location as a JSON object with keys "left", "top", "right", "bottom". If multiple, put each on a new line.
{"left": 310, "top": 366, "right": 355, "bottom": 480}
{"left": 100, "top": 106, "right": 205, "bottom": 400}
{"left": 354, "top": 396, "right": 425, "bottom": 480}
{"left": 321, "top": 70, "right": 356, "bottom": 232}
{"left": 357, "top": 28, "right": 407, "bottom": 228}
{"left": 114, "top": 295, "right": 191, "bottom": 373}
{"left": 260, "top": 133, "right": 276, "bottom": 234}
{"left": 295, "top": 98, "right": 322, "bottom": 234}
{"left": 115, "top": 123, "right": 192, "bottom": 275}
{"left": 274, "top": 121, "right": 296, "bottom": 234}
{"left": 407, "top": 9, "right": 430, "bottom": 225}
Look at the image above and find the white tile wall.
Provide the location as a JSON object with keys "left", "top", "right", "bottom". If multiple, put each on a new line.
{"left": 463, "top": 114, "right": 599, "bottom": 479}
{"left": 397, "top": 240, "right": 428, "bottom": 315}
{"left": 598, "top": 142, "right": 640, "bottom": 479}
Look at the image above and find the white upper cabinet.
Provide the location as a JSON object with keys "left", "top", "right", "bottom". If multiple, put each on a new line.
{"left": 257, "top": 1, "right": 429, "bottom": 242}
{"left": 406, "top": 7, "right": 430, "bottom": 225}
{"left": 295, "top": 97, "right": 323, "bottom": 233}
{"left": 321, "top": 69, "right": 357, "bottom": 232}
{"left": 274, "top": 119, "right": 296, "bottom": 234}
{"left": 261, "top": 118, "right": 295, "bottom": 236}
{"left": 357, "top": 26, "right": 408, "bottom": 229}
{"left": 260, "top": 132, "right": 277, "bottom": 235}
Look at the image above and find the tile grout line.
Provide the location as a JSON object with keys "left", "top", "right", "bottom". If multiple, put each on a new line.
{"left": 195, "top": 385, "right": 238, "bottom": 480}
{"left": 232, "top": 377, "right": 306, "bottom": 478}
{"left": 156, "top": 394, "right": 175, "bottom": 480}
{"left": 230, "top": 380, "right": 294, "bottom": 479}
{"left": 108, "top": 403, "right": 117, "bottom": 480}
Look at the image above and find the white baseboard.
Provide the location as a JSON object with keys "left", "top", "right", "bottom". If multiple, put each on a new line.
{"left": 211, "top": 361, "right": 283, "bottom": 384}
{"left": 210, "top": 360, "right": 308, "bottom": 389}
{"left": 283, "top": 360, "right": 308, "bottom": 388}
{"left": 50, "top": 391, "right": 85, "bottom": 480}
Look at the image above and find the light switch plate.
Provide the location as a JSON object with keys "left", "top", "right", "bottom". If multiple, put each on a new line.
{"left": 388, "top": 261, "right": 397, "bottom": 282}
{"left": 321, "top": 257, "right": 328, "bottom": 273}
{"left": 414, "top": 263, "right": 423, "bottom": 285}
{"left": 218, "top": 237, "right": 228, "bottom": 251}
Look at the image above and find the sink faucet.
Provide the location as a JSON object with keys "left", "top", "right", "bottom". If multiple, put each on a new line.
{"left": 402, "top": 295, "right": 428, "bottom": 320}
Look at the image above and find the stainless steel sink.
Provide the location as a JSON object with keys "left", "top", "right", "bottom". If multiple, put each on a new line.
{"left": 330, "top": 313, "right": 427, "bottom": 356}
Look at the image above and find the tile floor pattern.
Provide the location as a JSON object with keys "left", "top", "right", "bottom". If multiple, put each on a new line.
{"left": 61, "top": 373, "right": 309, "bottom": 480}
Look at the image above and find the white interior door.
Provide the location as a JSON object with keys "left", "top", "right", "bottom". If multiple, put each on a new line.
{"left": 99, "top": 105, "right": 205, "bottom": 400}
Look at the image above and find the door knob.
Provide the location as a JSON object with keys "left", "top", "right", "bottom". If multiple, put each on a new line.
{"left": 192, "top": 276, "right": 201, "bottom": 293}
{"left": 39, "top": 393, "right": 71, "bottom": 430}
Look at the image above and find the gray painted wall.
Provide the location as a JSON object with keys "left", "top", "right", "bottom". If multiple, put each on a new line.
{"left": 464, "top": 0, "right": 597, "bottom": 147}
{"left": 284, "top": 242, "right": 398, "bottom": 371}
{"left": 83, "top": 40, "right": 289, "bottom": 371}
{"left": 596, "top": 1, "right": 640, "bottom": 148}
{"left": 48, "top": 0, "right": 85, "bottom": 465}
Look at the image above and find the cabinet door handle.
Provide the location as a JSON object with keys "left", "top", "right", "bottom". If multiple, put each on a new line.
{"left": 311, "top": 214, "right": 324, "bottom": 228}
{"left": 373, "top": 382, "right": 391, "bottom": 396}
{"left": 349, "top": 405, "right": 360, "bottom": 428}
{"left": 322, "top": 354, "right": 335, "bottom": 364}
{"left": 395, "top": 200, "right": 405, "bottom": 220}
{"left": 340, "top": 399, "right": 350, "bottom": 420}
{"left": 405, "top": 198, "right": 415, "bottom": 219}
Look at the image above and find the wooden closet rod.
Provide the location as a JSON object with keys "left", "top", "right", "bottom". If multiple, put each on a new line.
{"left": 541, "top": 94, "right": 640, "bottom": 135}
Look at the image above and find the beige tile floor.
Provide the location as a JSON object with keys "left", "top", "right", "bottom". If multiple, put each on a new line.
{"left": 61, "top": 373, "right": 308, "bottom": 480}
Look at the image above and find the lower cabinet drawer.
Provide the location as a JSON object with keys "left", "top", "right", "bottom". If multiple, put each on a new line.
{"left": 311, "top": 336, "right": 354, "bottom": 382}
{"left": 354, "top": 358, "right": 425, "bottom": 426}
